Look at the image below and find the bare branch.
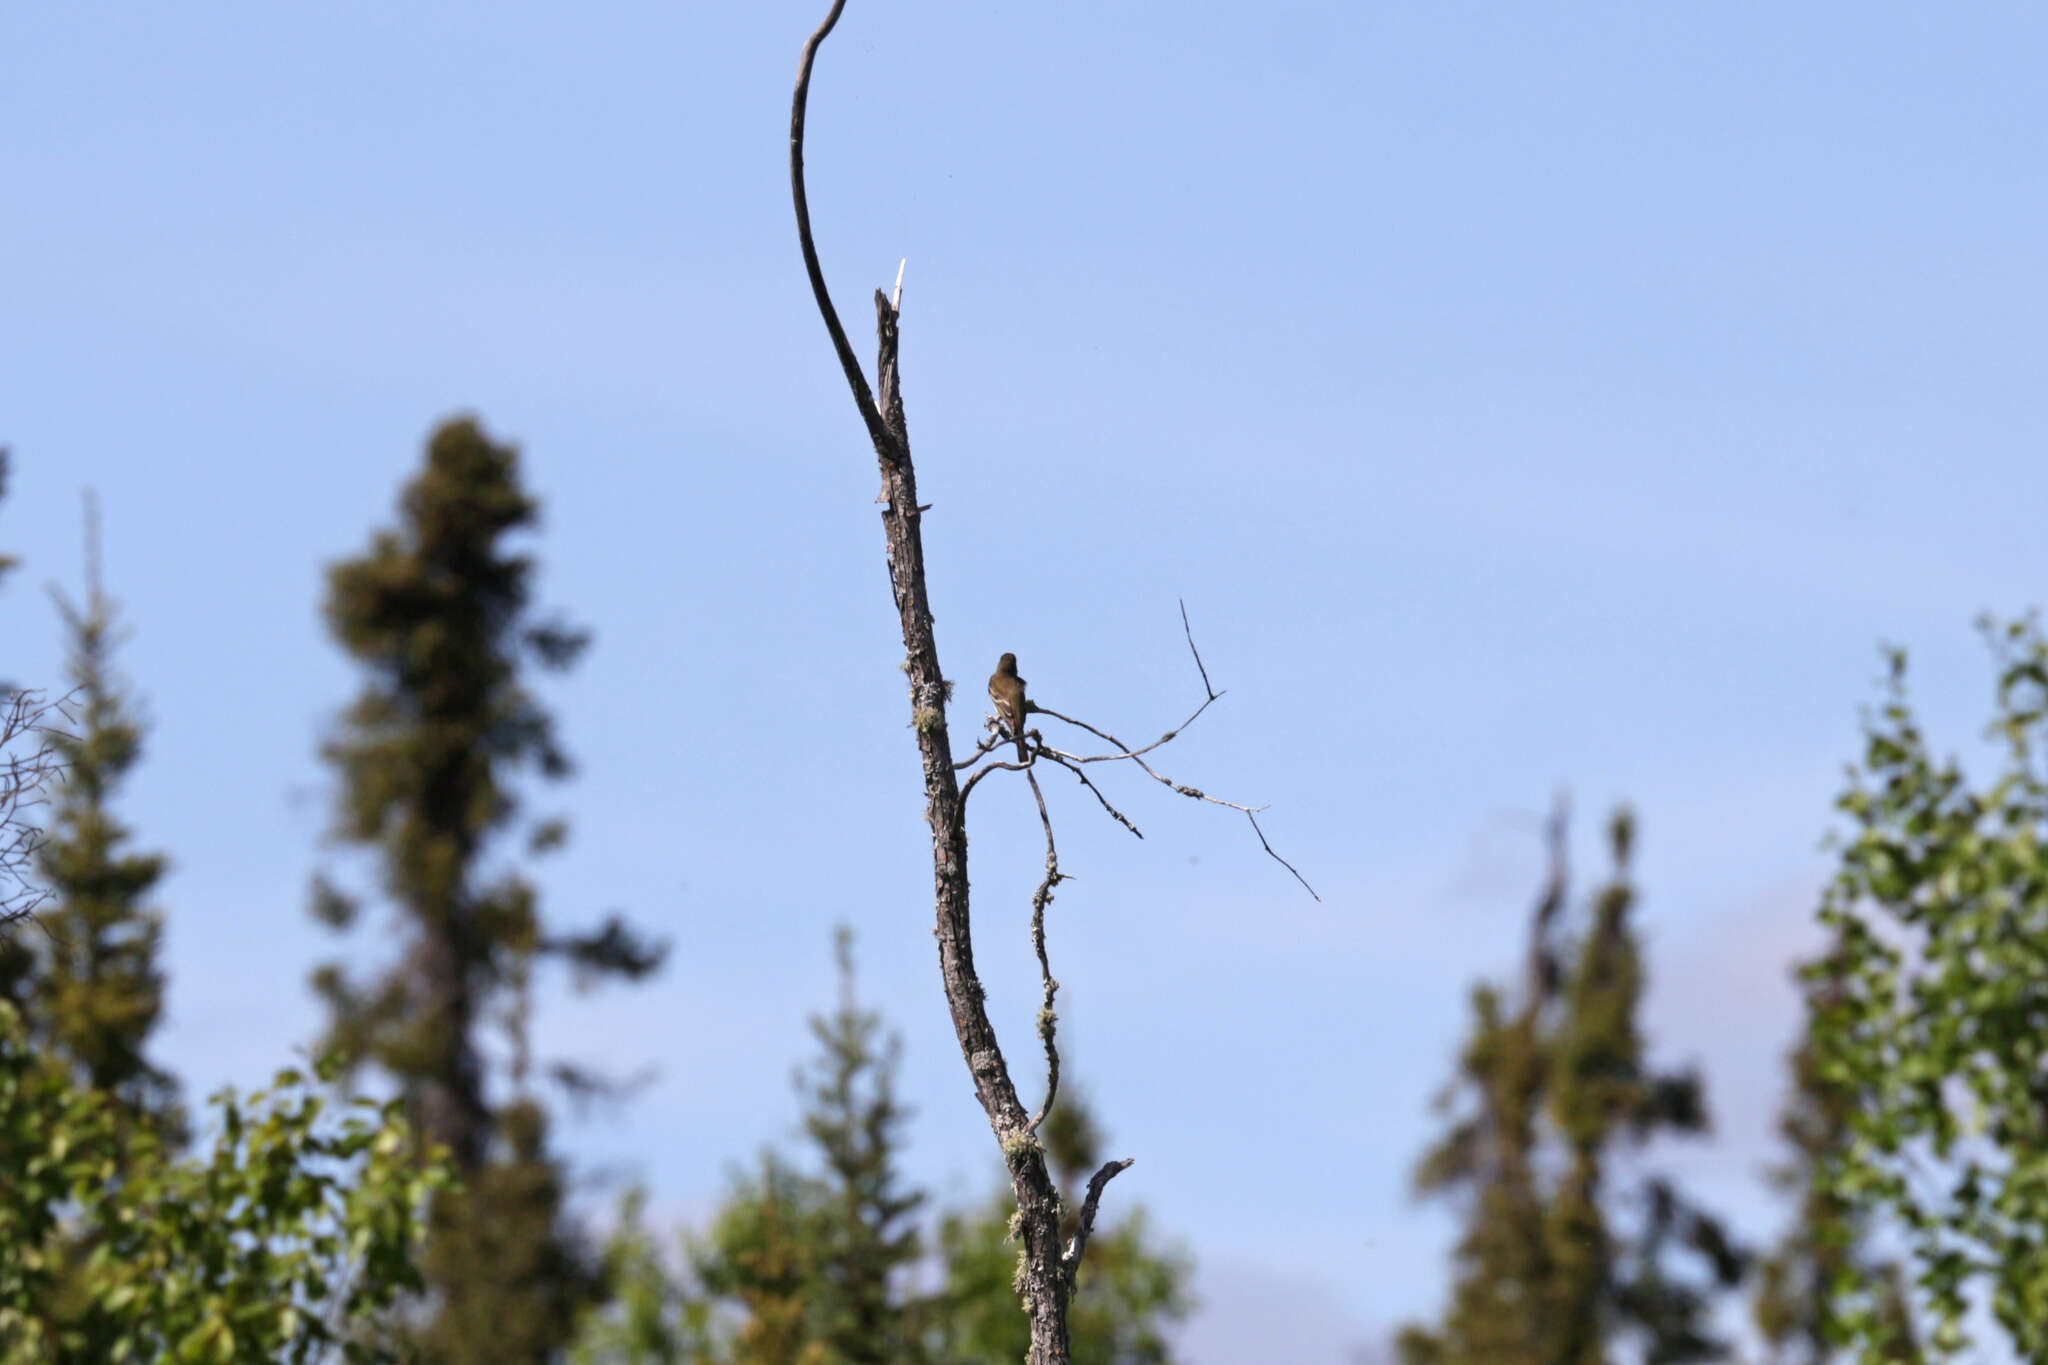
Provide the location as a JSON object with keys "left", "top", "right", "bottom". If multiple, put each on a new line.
{"left": 1033, "top": 694, "right": 1223, "bottom": 764}
{"left": 953, "top": 725, "right": 1008, "bottom": 770}
{"left": 1035, "top": 708, "right": 1249, "bottom": 810}
{"left": 1024, "top": 768, "right": 1067, "bottom": 1133}
{"left": 1037, "top": 750, "right": 1144, "bottom": 838}
{"left": 959, "top": 750, "right": 1032, "bottom": 809}
{"left": 1179, "top": 597, "right": 1216, "bottom": 700}
{"left": 970, "top": 612, "right": 1314, "bottom": 896}
{"left": 1062, "top": 1157, "right": 1136, "bottom": 1284}
{"left": 1245, "top": 810, "right": 1320, "bottom": 901}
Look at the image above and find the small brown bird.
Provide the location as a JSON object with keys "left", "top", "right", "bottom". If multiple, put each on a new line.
{"left": 988, "top": 652, "right": 1029, "bottom": 761}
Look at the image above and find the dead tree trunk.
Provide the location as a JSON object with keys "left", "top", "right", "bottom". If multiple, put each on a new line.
{"left": 789, "top": 6, "right": 1311, "bottom": 1357}
{"left": 787, "top": 9, "right": 1121, "bottom": 1360}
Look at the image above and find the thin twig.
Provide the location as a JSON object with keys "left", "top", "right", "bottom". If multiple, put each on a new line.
{"left": 1179, "top": 598, "right": 1215, "bottom": 700}
{"left": 1038, "top": 751, "right": 1143, "bottom": 838}
{"left": 960, "top": 752, "right": 1032, "bottom": 809}
{"left": 969, "top": 612, "right": 1313, "bottom": 897}
{"left": 1038, "top": 720, "right": 1263, "bottom": 814}
{"left": 952, "top": 721, "right": 1011, "bottom": 770}
{"left": 1246, "top": 811, "right": 1319, "bottom": 901}
{"left": 1032, "top": 695, "right": 1221, "bottom": 764}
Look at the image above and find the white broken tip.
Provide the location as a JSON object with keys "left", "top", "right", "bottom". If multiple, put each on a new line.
{"left": 893, "top": 258, "right": 907, "bottom": 310}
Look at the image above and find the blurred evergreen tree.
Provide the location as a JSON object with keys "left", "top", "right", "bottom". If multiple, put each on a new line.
{"left": 1399, "top": 804, "right": 1744, "bottom": 1365}
{"left": 5, "top": 496, "right": 180, "bottom": 1142}
{"left": 694, "top": 926, "right": 930, "bottom": 1365}
{"left": 797, "top": 925, "right": 929, "bottom": 1364}
{"left": 695, "top": 1153, "right": 838, "bottom": 1365}
{"left": 313, "top": 416, "right": 664, "bottom": 1364}
{"left": 570, "top": 1187, "right": 716, "bottom": 1365}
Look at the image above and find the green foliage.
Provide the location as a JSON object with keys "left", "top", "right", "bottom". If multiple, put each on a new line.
{"left": 1752, "top": 941, "right": 1918, "bottom": 1365}
{"left": 0, "top": 1001, "right": 446, "bottom": 1364}
{"left": 1401, "top": 807, "right": 1743, "bottom": 1365}
{"left": 1811, "top": 617, "right": 2048, "bottom": 1359}
{"left": 314, "top": 417, "right": 664, "bottom": 1362}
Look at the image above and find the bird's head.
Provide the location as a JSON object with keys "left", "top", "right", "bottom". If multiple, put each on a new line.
{"left": 996, "top": 652, "right": 1019, "bottom": 675}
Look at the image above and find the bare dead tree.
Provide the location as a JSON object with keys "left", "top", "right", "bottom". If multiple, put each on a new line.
{"left": 789, "top": 6, "right": 1312, "bottom": 1359}
{"left": 0, "top": 688, "right": 72, "bottom": 926}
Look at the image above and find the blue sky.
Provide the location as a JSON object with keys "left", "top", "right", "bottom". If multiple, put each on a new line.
{"left": 3, "top": 2, "right": 2045, "bottom": 1357}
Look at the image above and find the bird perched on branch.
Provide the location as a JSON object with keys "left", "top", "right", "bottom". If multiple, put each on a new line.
{"left": 988, "top": 652, "right": 1029, "bottom": 761}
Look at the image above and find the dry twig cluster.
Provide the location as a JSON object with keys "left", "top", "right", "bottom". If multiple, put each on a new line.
{"left": 0, "top": 689, "right": 72, "bottom": 925}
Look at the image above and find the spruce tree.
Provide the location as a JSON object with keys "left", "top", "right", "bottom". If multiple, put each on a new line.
{"left": 800, "top": 926, "right": 928, "bottom": 1365}
{"left": 697, "top": 1154, "right": 838, "bottom": 1365}
{"left": 13, "top": 500, "right": 178, "bottom": 1137}
{"left": 696, "top": 927, "right": 929, "bottom": 1365}
{"left": 313, "top": 416, "right": 662, "bottom": 1363}
{"left": 1401, "top": 806, "right": 1744, "bottom": 1365}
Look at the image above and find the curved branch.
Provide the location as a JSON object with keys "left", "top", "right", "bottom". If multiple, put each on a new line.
{"left": 1062, "top": 1158, "right": 1136, "bottom": 1285}
{"left": 790, "top": 0, "right": 898, "bottom": 460}
{"left": 1033, "top": 696, "right": 1221, "bottom": 765}
{"left": 959, "top": 751, "right": 1033, "bottom": 809}
{"left": 953, "top": 726, "right": 1008, "bottom": 770}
